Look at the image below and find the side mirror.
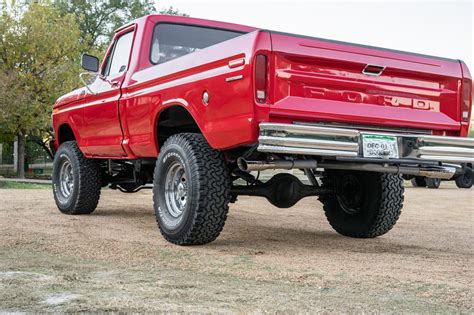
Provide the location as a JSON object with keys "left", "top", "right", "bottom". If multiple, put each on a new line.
{"left": 81, "top": 53, "right": 99, "bottom": 72}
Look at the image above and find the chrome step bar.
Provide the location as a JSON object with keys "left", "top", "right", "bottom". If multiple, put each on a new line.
{"left": 259, "top": 123, "right": 360, "bottom": 158}
{"left": 258, "top": 123, "right": 474, "bottom": 164}
{"left": 258, "top": 144, "right": 358, "bottom": 157}
{"left": 259, "top": 136, "right": 359, "bottom": 151}
{"left": 259, "top": 123, "right": 360, "bottom": 138}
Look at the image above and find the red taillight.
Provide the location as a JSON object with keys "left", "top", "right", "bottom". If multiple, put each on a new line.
{"left": 255, "top": 54, "right": 268, "bottom": 103}
{"left": 461, "top": 79, "right": 472, "bottom": 122}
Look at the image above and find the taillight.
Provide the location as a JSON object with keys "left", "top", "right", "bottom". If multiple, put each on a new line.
{"left": 461, "top": 79, "right": 472, "bottom": 122}
{"left": 255, "top": 54, "right": 268, "bottom": 103}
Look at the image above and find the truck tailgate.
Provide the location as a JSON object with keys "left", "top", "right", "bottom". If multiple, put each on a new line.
{"left": 269, "top": 32, "right": 463, "bottom": 133}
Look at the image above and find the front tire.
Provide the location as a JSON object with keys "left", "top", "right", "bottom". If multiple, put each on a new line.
{"left": 153, "top": 133, "right": 231, "bottom": 245}
{"left": 320, "top": 171, "right": 404, "bottom": 238}
{"left": 52, "top": 141, "right": 101, "bottom": 215}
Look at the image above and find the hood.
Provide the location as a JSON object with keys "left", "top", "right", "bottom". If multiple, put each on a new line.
{"left": 53, "top": 86, "right": 87, "bottom": 108}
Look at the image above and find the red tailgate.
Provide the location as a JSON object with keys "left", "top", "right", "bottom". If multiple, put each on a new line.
{"left": 268, "top": 32, "right": 464, "bottom": 134}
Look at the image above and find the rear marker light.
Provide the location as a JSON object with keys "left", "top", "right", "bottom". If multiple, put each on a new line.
{"left": 462, "top": 111, "right": 469, "bottom": 120}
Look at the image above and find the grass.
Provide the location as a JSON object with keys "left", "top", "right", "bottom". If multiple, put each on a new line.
{"left": 0, "top": 172, "right": 52, "bottom": 180}
{"left": 0, "top": 246, "right": 463, "bottom": 313}
{"left": 0, "top": 181, "right": 51, "bottom": 189}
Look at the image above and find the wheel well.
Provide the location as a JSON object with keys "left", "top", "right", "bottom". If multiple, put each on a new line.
{"left": 157, "top": 106, "right": 200, "bottom": 147}
{"left": 58, "top": 124, "right": 76, "bottom": 144}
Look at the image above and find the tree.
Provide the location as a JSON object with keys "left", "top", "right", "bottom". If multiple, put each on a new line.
{"left": 0, "top": 1, "right": 188, "bottom": 178}
{"left": 54, "top": 1, "right": 188, "bottom": 52}
{"left": 159, "top": 6, "right": 189, "bottom": 17}
{"left": 0, "top": 2, "right": 82, "bottom": 177}
{"left": 54, "top": 0, "right": 157, "bottom": 49}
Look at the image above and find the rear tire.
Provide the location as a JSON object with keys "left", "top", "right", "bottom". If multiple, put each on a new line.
{"left": 319, "top": 171, "right": 404, "bottom": 238}
{"left": 153, "top": 133, "right": 231, "bottom": 245}
{"left": 425, "top": 178, "right": 441, "bottom": 189}
{"left": 455, "top": 166, "right": 472, "bottom": 189}
{"left": 411, "top": 176, "right": 427, "bottom": 187}
{"left": 52, "top": 141, "right": 101, "bottom": 215}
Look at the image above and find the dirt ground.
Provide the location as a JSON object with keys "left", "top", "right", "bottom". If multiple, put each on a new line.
{"left": 0, "top": 182, "right": 473, "bottom": 312}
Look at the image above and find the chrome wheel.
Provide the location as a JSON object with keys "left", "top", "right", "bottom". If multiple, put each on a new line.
{"left": 58, "top": 157, "right": 74, "bottom": 201}
{"left": 164, "top": 161, "right": 188, "bottom": 218}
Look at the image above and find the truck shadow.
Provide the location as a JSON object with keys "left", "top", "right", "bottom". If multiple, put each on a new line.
{"left": 93, "top": 208, "right": 155, "bottom": 218}
{"left": 212, "top": 221, "right": 453, "bottom": 257}
{"left": 87, "top": 200, "right": 464, "bottom": 257}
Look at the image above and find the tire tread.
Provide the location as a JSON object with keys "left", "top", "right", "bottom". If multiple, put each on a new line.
{"left": 53, "top": 141, "right": 101, "bottom": 215}
{"left": 153, "top": 133, "right": 230, "bottom": 245}
{"left": 322, "top": 172, "right": 404, "bottom": 238}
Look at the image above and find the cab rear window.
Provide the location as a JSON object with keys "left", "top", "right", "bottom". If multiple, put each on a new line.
{"left": 150, "top": 23, "right": 244, "bottom": 65}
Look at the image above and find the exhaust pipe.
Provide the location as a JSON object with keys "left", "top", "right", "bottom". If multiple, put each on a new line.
{"left": 318, "top": 162, "right": 456, "bottom": 179}
{"left": 237, "top": 158, "right": 456, "bottom": 179}
{"left": 237, "top": 157, "right": 317, "bottom": 172}
{"left": 418, "top": 166, "right": 457, "bottom": 179}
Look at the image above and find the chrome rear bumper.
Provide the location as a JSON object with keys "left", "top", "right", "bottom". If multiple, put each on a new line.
{"left": 258, "top": 123, "right": 474, "bottom": 164}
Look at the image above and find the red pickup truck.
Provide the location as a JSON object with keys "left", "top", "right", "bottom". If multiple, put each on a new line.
{"left": 51, "top": 14, "right": 473, "bottom": 245}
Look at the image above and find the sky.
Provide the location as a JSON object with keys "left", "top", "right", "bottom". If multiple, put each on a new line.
{"left": 155, "top": 0, "right": 474, "bottom": 71}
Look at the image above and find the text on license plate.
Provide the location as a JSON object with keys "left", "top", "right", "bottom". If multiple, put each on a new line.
{"left": 362, "top": 135, "right": 399, "bottom": 158}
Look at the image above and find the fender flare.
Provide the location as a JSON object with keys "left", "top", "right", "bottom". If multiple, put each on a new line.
{"left": 153, "top": 100, "right": 212, "bottom": 152}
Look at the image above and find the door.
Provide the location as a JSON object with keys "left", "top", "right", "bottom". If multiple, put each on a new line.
{"left": 82, "top": 29, "right": 135, "bottom": 157}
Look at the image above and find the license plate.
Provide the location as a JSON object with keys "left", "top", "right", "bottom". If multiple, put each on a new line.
{"left": 362, "top": 135, "right": 399, "bottom": 159}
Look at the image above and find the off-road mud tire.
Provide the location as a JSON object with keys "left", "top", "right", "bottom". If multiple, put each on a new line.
{"left": 320, "top": 171, "right": 404, "bottom": 238}
{"left": 52, "top": 141, "right": 101, "bottom": 215}
{"left": 153, "top": 133, "right": 231, "bottom": 245}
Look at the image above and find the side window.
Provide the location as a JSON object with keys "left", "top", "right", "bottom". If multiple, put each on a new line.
{"left": 104, "top": 31, "right": 134, "bottom": 76}
{"left": 150, "top": 24, "right": 244, "bottom": 64}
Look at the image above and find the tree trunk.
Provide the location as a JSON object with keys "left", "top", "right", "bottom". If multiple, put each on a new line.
{"left": 16, "top": 133, "right": 26, "bottom": 178}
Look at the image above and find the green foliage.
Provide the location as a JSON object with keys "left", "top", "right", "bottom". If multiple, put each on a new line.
{"left": 25, "top": 140, "right": 52, "bottom": 162}
{"left": 54, "top": 0, "right": 157, "bottom": 49}
{"left": 0, "top": 2, "right": 82, "bottom": 139}
{"left": 1, "top": 142, "right": 13, "bottom": 164}
{"left": 159, "top": 6, "right": 189, "bottom": 17}
{"left": 0, "top": 0, "right": 187, "bottom": 177}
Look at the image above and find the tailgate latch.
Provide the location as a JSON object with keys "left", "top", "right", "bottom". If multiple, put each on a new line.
{"left": 362, "top": 64, "right": 385, "bottom": 76}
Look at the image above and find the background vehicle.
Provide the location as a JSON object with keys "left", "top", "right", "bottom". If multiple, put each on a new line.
{"left": 410, "top": 163, "right": 472, "bottom": 189}
{"left": 51, "top": 14, "right": 473, "bottom": 245}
